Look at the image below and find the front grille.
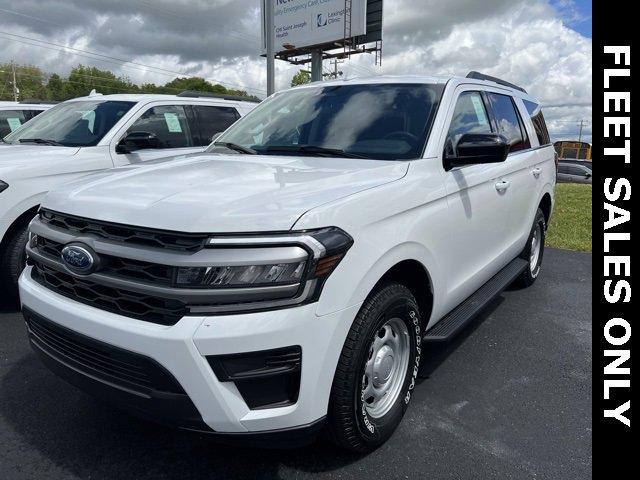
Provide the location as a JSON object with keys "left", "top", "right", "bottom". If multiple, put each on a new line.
{"left": 32, "top": 263, "right": 187, "bottom": 325}
{"left": 40, "top": 209, "right": 208, "bottom": 252}
{"left": 25, "top": 308, "right": 186, "bottom": 395}
{"left": 37, "top": 237, "right": 173, "bottom": 286}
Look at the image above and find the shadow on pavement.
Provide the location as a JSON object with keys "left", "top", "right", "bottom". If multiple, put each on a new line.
{"left": 0, "top": 296, "right": 19, "bottom": 313}
{"left": 418, "top": 296, "right": 504, "bottom": 379}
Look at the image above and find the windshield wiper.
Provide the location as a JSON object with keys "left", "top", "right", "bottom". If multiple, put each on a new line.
{"left": 18, "top": 138, "right": 64, "bottom": 146}
{"left": 260, "top": 145, "right": 368, "bottom": 159}
{"left": 213, "top": 141, "right": 257, "bottom": 154}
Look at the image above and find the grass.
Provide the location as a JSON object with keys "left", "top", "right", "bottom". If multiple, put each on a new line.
{"left": 546, "top": 183, "right": 592, "bottom": 252}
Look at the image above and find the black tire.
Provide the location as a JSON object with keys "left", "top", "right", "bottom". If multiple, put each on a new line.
{"left": 515, "top": 208, "right": 546, "bottom": 288}
{"left": 326, "top": 283, "right": 423, "bottom": 452}
{"left": 0, "top": 222, "right": 29, "bottom": 304}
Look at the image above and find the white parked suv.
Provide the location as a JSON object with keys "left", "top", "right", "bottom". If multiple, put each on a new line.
{"left": 19, "top": 73, "right": 555, "bottom": 451}
{"left": 0, "top": 100, "right": 55, "bottom": 138}
{"left": 0, "top": 92, "right": 256, "bottom": 300}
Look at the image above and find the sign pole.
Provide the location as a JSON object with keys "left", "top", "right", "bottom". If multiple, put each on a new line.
{"left": 265, "top": 0, "right": 275, "bottom": 96}
{"left": 311, "top": 50, "right": 323, "bottom": 82}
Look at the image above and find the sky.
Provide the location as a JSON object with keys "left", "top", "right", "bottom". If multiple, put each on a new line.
{"left": 0, "top": 0, "right": 592, "bottom": 142}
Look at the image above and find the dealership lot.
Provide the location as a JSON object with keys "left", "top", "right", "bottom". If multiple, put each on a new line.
{"left": 0, "top": 248, "right": 591, "bottom": 479}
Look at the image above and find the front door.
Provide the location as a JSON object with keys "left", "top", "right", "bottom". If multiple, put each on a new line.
{"left": 438, "top": 88, "right": 513, "bottom": 307}
{"left": 112, "top": 104, "right": 204, "bottom": 165}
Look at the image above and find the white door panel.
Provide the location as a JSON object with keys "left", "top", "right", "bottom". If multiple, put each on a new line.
{"left": 442, "top": 161, "right": 511, "bottom": 304}
{"left": 437, "top": 88, "right": 512, "bottom": 306}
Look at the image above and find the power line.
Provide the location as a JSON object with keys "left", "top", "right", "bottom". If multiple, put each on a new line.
{"left": 0, "top": 31, "right": 266, "bottom": 95}
{"left": 0, "top": 7, "right": 62, "bottom": 26}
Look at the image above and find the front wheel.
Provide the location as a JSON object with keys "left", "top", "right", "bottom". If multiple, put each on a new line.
{"left": 326, "top": 283, "right": 423, "bottom": 452}
{"left": 515, "top": 208, "right": 546, "bottom": 287}
{"left": 0, "top": 223, "right": 29, "bottom": 305}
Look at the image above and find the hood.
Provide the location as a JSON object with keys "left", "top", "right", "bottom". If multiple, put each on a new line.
{"left": 43, "top": 153, "right": 408, "bottom": 232}
{"left": 0, "top": 145, "right": 80, "bottom": 177}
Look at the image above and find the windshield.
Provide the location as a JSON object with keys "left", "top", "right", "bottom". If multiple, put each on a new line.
{"left": 214, "top": 83, "right": 443, "bottom": 160}
{"left": 4, "top": 100, "right": 135, "bottom": 147}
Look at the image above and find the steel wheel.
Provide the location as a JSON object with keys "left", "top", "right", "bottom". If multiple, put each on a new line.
{"left": 361, "top": 317, "right": 410, "bottom": 419}
{"left": 530, "top": 222, "right": 542, "bottom": 277}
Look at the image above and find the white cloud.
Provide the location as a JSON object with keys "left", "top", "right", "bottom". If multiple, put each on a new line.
{"left": 0, "top": 0, "right": 591, "bottom": 141}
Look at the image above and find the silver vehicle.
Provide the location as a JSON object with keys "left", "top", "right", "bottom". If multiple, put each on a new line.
{"left": 557, "top": 162, "right": 592, "bottom": 184}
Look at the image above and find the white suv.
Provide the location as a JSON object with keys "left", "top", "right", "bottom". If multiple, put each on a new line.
{"left": 0, "top": 101, "right": 54, "bottom": 138}
{"left": 19, "top": 73, "right": 555, "bottom": 451}
{"left": 0, "top": 92, "right": 256, "bottom": 300}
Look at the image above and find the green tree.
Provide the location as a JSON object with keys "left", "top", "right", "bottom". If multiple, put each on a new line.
{"left": 2, "top": 63, "right": 261, "bottom": 102}
{"left": 0, "top": 63, "right": 47, "bottom": 101}
{"left": 45, "top": 74, "right": 65, "bottom": 101}
{"left": 62, "top": 65, "right": 139, "bottom": 99}
{"left": 291, "top": 70, "right": 311, "bottom": 87}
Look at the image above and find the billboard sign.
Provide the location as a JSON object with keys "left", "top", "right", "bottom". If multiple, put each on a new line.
{"left": 262, "top": 0, "right": 368, "bottom": 54}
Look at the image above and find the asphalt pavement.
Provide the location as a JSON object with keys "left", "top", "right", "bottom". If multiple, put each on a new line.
{"left": 0, "top": 248, "right": 592, "bottom": 479}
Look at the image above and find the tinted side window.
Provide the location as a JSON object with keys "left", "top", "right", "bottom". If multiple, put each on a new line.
{"left": 523, "top": 100, "right": 551, "bottom": 146}
{"left": 126, "top": 105, "right": 193, "bottom": 149}
{"left": 192, "top": 106, "right": 240, "bottom": 146}
{"left": 445, "top": 91, "right": 493, "bottom": 156}
{"left": 0, "top": 110, "right": 28, "bottom": 138}
{"left": 28, "top": 109, "right": 46, "bottom": 120}
{"left": 487, "top": 93, "right": 530, "bottom": 153}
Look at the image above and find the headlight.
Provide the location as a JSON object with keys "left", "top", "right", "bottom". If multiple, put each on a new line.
{"left": 176, "top": 261, "right": 306, "bottom": 287}
{"left": 185, "top": 227, "right": 353, "bottom": 314}
{"left": 0, "top": 180, "right": 8, "bottom": 193}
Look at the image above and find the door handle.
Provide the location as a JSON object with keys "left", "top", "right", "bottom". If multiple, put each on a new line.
{"left": 495, "top": 180, "right": 510, "bottom": 192}
{"left": 532, "top": 167, "right": 542, "bottom": 178}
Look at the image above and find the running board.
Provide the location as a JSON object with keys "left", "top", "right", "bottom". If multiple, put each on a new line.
{"left": 423, "top": 258, "right": 528, "bottom": 342}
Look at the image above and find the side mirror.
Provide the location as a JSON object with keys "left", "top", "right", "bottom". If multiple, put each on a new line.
{"left": 445, "top": 133, "right": 509, "bottom": 170}
{"left": 116, "top": 131, "right": 160, "bottom": 153}
{"left": 585, "top": 172, "right": 592, "bottom": 179}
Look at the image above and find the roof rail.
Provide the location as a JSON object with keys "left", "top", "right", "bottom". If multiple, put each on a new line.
{"left": 466, "top": 71, "right": 527, "bottom": 93}
{"left": 18, "top": 99, "right": 59, "bottom": 104}
{"left": 177, "top": 90, "right": 261, "bottom": 103}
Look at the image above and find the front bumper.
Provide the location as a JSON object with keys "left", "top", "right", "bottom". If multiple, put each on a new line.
{"left": 19, "top": 266, "right": 360, "bottom": 437}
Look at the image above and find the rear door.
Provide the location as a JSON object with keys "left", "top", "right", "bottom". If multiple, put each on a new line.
{"left": 485, "top": 92, "right": 537, "bottom": 255}
{"left": 438, "top": 87, "right": 513, "bottom": 304}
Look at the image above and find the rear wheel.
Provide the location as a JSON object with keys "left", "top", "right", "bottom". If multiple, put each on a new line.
{"left": 326, "top": 283, "right": 423, "bottom": 452}
{"left": 0, "top": 223, "right": 29, "bottom": 304}
{"left": 515, "top": 208, "right": 546, "bottom": 287}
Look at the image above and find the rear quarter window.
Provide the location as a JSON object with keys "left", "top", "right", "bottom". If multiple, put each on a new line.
{"left": 523, "top": 100, "right": 551, "bottom": 146}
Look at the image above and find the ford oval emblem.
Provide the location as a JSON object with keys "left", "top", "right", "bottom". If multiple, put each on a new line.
{"left": 61, "top": 244, "right": 96, "bottom": 274}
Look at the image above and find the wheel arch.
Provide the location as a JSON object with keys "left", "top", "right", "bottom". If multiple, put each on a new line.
{"left": 538, "top": 192, "right": 553, "bottom": 228}
{"left": 0, "top": 204, "right": 39, "bottom": 251}
{"left": 334, "top": 241, "right": 443, "bottom": 329}
{"left": 369, "top": 259, "right": 433, "bottom": 331}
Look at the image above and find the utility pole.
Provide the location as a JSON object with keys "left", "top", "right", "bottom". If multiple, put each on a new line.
{"left": 265, "top": 0, "right": 275, "bottom": 96}
{"left": 311, "top": 50, "right": 323, "bottom": 82}
{"left": 332, "top": 58, "right": 341, "bottom": 79}
{"left": 11, "top": 61, "right": 18, "bottom": 101}
{"left": 577, "top": 119, "right": 585, "bottom": 142}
